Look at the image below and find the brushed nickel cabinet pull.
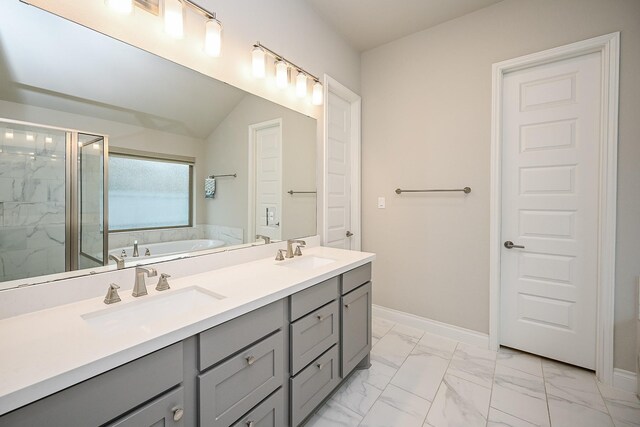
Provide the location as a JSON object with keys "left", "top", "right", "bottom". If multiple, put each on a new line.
{"left": 246, "top": 355, "right": 256, "bottom": 365}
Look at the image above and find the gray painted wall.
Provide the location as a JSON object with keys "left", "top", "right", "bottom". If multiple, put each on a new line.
{"left": 361, "top": 0, "right": 640, "bottom": 371}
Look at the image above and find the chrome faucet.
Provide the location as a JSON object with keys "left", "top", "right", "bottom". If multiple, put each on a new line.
{"left": 132, "top": 240, "right": 139, "bottom": 257}
{"left": 286, "top": 239, "right": 306, "bottom": 258}
{"left": 108, "top": 254, "right": 125, "bottom": 270}
{"left": 256, "top": 234, "right": 271, "bottom": 244}
{"left": 132, "top": 266, "right": 157, "bottom": 297}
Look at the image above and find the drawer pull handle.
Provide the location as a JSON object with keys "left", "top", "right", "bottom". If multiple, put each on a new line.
{"left": 246, "top": 421, "right": 255, "bottom": 427}
{"left": 316, "top": 362, "right": 325, "bottom": 370}
{"left": 172, "top": 407, "right": 184, "bottom": 422}
{"left": 316, "top": 314, "right": 327, "bottom": 321}
{"left": 246, "top": 355, "right": 256, "bottom": 365}
{"left": 344, "top": 303, "right": 351, "bottom": 309}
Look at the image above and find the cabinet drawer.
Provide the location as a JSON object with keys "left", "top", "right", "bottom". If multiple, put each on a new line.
{"left": 342, "top": 282, "right": 372, "bottom": 377}
{"left": 199, "top": 331, "right": 284, "bottom": 427}
{"left": 199, "top": 300, "right": 284, "bottom": 370}
{"left": 290, "top": 345, "right": 340, "bottom": 427}
{"left": 108, "top": 386, "right": 184, "bottom": 427}
{"left": 290, "top": 300, "right": 339, "bottom": 375}
{"left": 341, "top": 263, "right": 371, "bottom": 295}
{"left": 290, "top": 276, "right": 339, "bottom": 321}
{"left": 231, "top": 388, "right": 284, "bottom": 427}
{"left": 0, "top": 343, "right": 183, "bottom": 427}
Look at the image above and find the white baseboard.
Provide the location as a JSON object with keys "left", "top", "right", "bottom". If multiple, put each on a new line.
{"left": 372, "top": 304, "right": 489, "bottom": 349}
{"left": 613, "top": 368, "right": 637, "bottom": 394}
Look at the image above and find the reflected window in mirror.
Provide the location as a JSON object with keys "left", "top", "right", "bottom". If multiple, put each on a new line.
{"left": 108, "top": 151, "right": 194, "bottom": 231}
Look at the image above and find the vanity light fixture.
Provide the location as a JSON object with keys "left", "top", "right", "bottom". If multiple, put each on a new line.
{"left": 4, "top": 129, "right": 14, "bottom": 139}
{"left": 164, "top": 0, "right": 184, "bottom": 38}
{"left": 252, "top": 45, "right": 266, "bottom": 78}
{"left": 275, "top": 59, "right": 289, "bottom": 89}
{"left": 295, "top": 71, "right": 308, "bottom": 98}
{"left": 105, "top": 0, "right": 223, "bottom": 57}
{"left": 45, "top": 136, "right": 53, "bottom": 143}
{"left": 251, "top": 42, "right": 323, "bottom": 105}
{"left": 105, "top": 0, "right": 134, "bottom": 15}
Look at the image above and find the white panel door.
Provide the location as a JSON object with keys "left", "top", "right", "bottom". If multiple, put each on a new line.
{"left": 254, "top": 124, "right": 282, "bottom": 241}
{"left": 326, "top": 91, "right": 352, "bottom": 249}
{"left": 501, "top": 52, "right": 601, "bottom": 369}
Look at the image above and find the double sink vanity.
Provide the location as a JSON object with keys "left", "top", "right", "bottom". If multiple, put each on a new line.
{"left": 0, "top": 245, "right": 375, "bottom": 427}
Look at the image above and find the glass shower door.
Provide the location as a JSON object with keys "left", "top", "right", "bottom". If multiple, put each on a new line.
{"left": 77, "top": 133, "right": 107, "bottom": 269}
{"left": 0, "top": 120, "right": 67, "bottom": 282}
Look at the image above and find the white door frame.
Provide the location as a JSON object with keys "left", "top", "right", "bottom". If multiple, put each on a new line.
{"left": 321, "top": 74, "right": 362, "bottom": 250}
{"left": 248, "top": 118, "right": 283, "bottom": 242}
{"left": 489, "top": 32, "right": 619, "bottom": 384}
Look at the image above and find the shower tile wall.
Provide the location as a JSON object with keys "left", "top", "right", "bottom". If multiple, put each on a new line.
{"left": 0, "top": 126, "right": 66, "bottom": 282}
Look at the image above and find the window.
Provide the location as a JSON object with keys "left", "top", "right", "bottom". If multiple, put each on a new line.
{"left": 108, "top": 152, "right": 193, "bottom": 231}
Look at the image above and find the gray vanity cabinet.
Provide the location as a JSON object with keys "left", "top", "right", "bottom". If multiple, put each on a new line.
{"left": 108, "top": 386, "right": 184, "bottom": 427}
{"left": 0, "top": 342, "right": 184, "bottom": 427}
{"left": 341, "top": 281, "right": 372, "bottom": 376}
{"left": 231, "top": 388, "right": 285, "bottom": 427}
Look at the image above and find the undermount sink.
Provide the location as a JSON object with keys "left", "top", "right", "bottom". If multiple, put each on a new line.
{"left": 82, "top": 286, "right": 225, "bottom": 334}
{"left": 278, "top": 256, "right": 336, "bottom": 270}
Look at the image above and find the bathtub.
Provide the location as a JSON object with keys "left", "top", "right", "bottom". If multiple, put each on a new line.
{"left": 109, "top": 239, "right": 226, "bottom": 261}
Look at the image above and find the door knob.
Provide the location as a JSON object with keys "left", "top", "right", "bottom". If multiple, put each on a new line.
{"left": 504, "top": 241, "right": 525, "bottom": 249}
{"left": 346, "top": 231, "right": 354, "bottom": 237}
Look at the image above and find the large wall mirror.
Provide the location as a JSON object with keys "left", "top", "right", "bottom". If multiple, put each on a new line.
{"left": 0, "top": 2, "right": 318, "bottom": 289}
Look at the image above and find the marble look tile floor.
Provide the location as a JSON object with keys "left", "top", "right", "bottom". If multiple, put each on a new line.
{"left": 305, "top": 316, "right": 640, "bottom": 427}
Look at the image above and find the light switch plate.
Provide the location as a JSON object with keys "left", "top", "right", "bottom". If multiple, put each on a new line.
{"left": 377, "top": 197, "right": 385, "bottom": 209}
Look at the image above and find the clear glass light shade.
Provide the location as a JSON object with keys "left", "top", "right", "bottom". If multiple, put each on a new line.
{"left": 275, "top": 60, "right": 288, "bottom": 89}
{"left": 252, "top": 46, "right": 266, "bottom": 78}
{"left": 204, "top": 19, "right": 222, "bottom": 57}
{"left": 296, "top": 72, "right": 307, "bottom": 98}
{"left": 105, "top": 0, "right": 133, "bottom": 14}
{"left": 164, "top": 0, "right": 185, "bottom": 39}
{"left": 312, "top": 81, "right": 323, "bottom": 105}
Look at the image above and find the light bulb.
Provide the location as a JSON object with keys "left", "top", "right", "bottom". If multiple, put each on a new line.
{"left": 296, "top": 71, "right": 307, "bottom": 98}
{"left": 275, "top": 60, "right": 288, "bottom": 89}
{"left": 45, "top": 136, "right": 53, "bottom": 143}
{"left": 105, "top": 0, "right": 133, "bottom": 14}
{"left": 5, "top": 129, "right": 14, "bottom": 139}
{"left": 26, "top": 132, "right": 35, "bottom": 141}
{"left": 164, "top": 0, "right": 184, "bottom": 39}
{"left": 312, "top": 81, "right": 323, "bottom": 105}
{"left": 252, "top": 46, "right": 266, "bottom": 79}
{"left": 204, "top": 19, "right": 222, "bottom": 57}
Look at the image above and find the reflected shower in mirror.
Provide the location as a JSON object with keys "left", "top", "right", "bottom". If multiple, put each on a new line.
{"left": 0, "top": 2, "right": 317, "bottom": 288}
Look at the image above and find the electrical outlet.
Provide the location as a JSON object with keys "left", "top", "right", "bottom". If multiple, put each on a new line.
{"left": 377, "top": 197, "right": 385, "bottom": 209}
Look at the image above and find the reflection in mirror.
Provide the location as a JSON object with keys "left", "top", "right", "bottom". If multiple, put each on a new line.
{"left": 0, "top": 2, "right": 317, "bottom": 288}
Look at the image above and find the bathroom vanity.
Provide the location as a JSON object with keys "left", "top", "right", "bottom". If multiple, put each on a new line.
{"left": 0, "top": 247, "right": 374, "bottom": 427}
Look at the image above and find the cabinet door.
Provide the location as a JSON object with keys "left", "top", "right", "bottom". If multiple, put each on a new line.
{"left": 341, "top": 282, "right": 372, "bottom": 377}
{"left": 108, "top": 387, "right": 184, "bottom": 427}
{"left": 290, "top": 300, "right": 339, "bottom": 375}
{"left": 290, "top": 345, "right": 340, "bottom": 426}
{"left": 199, "top": 331, "right": 283, "bottom": 427}
{"left": 231, "top": 388, "right": 284, "bottom": 427}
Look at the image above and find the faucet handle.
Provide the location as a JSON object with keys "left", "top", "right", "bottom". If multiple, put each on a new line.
{"left": 294, "top": 244, "right": 305, "bottom": 256}
{"left": 275, "top": 249, "right": 286, "bottom": 261}
{"left": 104, "top": 283, "right": 121, "bottom": 305}
{"left": 156, "top": 273, "right": 171, "bottom": 291}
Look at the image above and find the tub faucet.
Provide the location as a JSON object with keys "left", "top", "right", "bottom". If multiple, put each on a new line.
{"left": 133, "top": 266, "right": 157, "bottom": 297}
{"left": 108, "top": 254, "right": 125, "bottom": 270}
{"left": 256, "top": 234, "right": 271, "bottom": 244}
{"left": 133, "top": 240, "right": 139, "bottom": 257}
{"left": 286, "top": 239, "right": 306, "bottom": 258}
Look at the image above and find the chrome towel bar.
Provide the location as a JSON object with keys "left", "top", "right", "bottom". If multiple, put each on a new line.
{"left": 287, "top": 190, "right": 317, "bottom": 195}
{"left": 395, "top": 187, "right": 471, "bottom": 194}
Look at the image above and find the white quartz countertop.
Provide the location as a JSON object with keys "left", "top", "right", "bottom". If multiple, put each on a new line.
{"left": 0, "top": 246, "right": 375, "bottom": 415}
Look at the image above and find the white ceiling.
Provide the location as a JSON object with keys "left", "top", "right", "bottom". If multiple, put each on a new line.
{"left": 305, "top": 0, "right": 503, "bottom": 52}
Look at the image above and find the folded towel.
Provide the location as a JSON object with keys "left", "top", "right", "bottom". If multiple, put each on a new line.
{"left": 205, "top": 177, "right": 216, "bottom": 198}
